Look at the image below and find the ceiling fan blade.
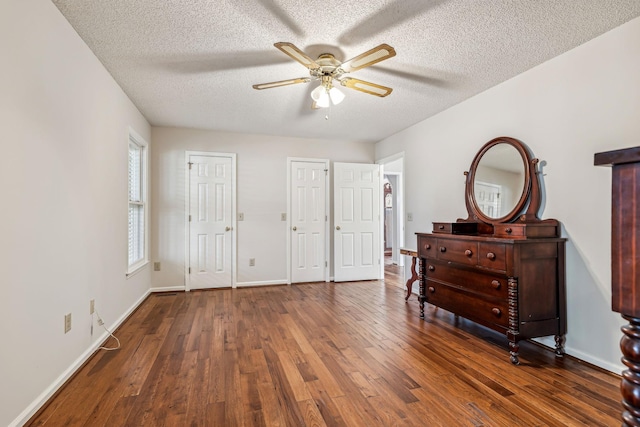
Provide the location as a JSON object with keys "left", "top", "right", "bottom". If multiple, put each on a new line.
{"left": 340, "top": 44, "right": 396, "bottom": 73}
{"left": 253, "top": 77, "right": 311, "bottom": 90}
{"left": 274, "top": 42, "right": 320, "bottom": 69}
{"left": 340, "top": 77, "right": 393, "bottom": 97}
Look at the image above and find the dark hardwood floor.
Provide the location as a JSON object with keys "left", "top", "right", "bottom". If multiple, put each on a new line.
{"left": 28, "top": 266, "right": 621, "bottom": 426}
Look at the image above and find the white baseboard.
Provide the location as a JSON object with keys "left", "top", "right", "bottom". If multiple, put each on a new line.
{"left": 533, "top": 336, "right": 623, "bottom": 374}
{"left": 150, "top": 286, "right": 185, "bottom": 293}
{"left": 10, "top": 289, "right": 151, "bottom": 427}
{"left": 564, "top": 346, "right": 624, "bottom": 374}
{"left": 236, "top": 280, "right": 287, "bottom": 287}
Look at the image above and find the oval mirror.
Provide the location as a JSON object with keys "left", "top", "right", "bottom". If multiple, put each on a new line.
{"left": 466, "top": 137, "right": 533, "bottom": 224}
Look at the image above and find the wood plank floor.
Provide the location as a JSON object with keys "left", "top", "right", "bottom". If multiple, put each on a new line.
{"left": 28, "top": 267, "right": 621, "bottom": 426}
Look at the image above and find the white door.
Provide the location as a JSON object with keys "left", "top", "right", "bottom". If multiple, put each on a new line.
{"left": 334, "top": 163, "right": 382, "bottom": 282}
{"left": 290, "top": 160, "right": 327, "bottom": 283}
{"left": 188, "top": 154, "right": 234, "bottom": 289}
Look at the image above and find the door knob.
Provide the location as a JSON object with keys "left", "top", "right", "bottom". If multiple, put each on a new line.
{"left": 292, "top": 226, "right": 297, "bottom": 231}
{"left": 336, "top": 226, "right": 341, "bottom": 230}
{"left": 225, "top": 226, "right": 231, "bottom": 231}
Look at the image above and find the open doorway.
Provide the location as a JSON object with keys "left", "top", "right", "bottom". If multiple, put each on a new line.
{"left": 377, "top": 153, "right": 404, "bottom": 287}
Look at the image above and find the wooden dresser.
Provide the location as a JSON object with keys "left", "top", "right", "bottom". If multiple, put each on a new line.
{"left": 417, "top": 232, "right": 566, "bottom": 364}
{"left": 417, "top": 137, "right": 567, "bottom": 364}
{"left": 595, "top": 146, "right": 640, "bottom": 426}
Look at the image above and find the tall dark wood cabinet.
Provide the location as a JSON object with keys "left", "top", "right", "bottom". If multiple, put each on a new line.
{"left": 417, "top": 137, "right": 567, "bottom": 364}
{"left": 595, "top": 146, "right": 640, "bottom": 426}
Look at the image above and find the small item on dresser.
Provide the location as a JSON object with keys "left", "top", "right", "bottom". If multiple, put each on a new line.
{"left": 416, "top": 136, "right": 566, "bottom": 365}
{"left": 432, "top": 222, "right": 478, "bottom": 234}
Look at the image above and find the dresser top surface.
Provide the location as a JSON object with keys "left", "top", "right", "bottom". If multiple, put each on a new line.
{"left": 594, "top": 146, "right": 640, "bottom": 166}
{"left": 415, "top": 232, "right": 566, "bottom": 244}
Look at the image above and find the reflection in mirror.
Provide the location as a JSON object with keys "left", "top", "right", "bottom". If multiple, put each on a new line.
{"left": 473, "top": 143, "right": 525, "bottom": 219}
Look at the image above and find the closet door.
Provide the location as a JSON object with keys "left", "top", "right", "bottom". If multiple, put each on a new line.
{"left": 334, "top": 162, "right": 382, "bottom": 282}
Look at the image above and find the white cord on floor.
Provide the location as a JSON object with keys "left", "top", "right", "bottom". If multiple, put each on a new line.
{"left": 95, "top": 310, "right": 121, "bottom": 351}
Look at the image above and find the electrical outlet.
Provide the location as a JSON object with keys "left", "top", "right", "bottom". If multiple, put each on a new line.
{"left": 64, "top": 313, "right": 72, "bottom": 333}
{"left": 249, "top": 258, "right": 255, "bottom": 266}
{"left": 154, "top": 261, "right": 161, "bottom": 271}
{"left": 407, "top": 212, "right": 413, "bottom": 221}
{"left": 238, "top": 212, "right": 244, "bottom": 221}
{"left": 281, "top": 213, "right": 286, "bottom": 221}
{"left": 90, "top": 299, "right": 95, "bottom": 315}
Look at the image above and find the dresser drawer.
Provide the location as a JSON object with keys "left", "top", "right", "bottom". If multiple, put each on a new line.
{"left": 493, "top": 224, "right": 526, "bottom": 238}
{"left": 424, "top": 280, "right": 509, "bottom": 328}
{"left": 425, "top": 261, "right": 508, "bottom": 299}
{"left": 478, "top": 242, "right": 507, "bottom": 270}
{"left": 418, "top": 235, "right": 437, "bottom": 258}
{"left": 493, "top": 223, "right": 559, "bottom": 238}
{"left": 436, "top": 239, "right": 478, "bottom": 265}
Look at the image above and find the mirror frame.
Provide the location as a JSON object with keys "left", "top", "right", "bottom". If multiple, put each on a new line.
{"left": 464, "top": 137, "right": 542, "bottom": 225}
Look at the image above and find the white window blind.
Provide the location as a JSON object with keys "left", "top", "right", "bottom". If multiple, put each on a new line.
{"left": 128, "top": 135, "right": 146, "bottom": 270}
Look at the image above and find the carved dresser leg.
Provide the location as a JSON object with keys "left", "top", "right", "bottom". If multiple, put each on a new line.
{"left": 509, "top": 341, "right": 520, "bottom": 365}
{"left": 554, "top": 335, "right": 565, "bottom": 357}
{"left": 621, "top": 316, "right": 640, "bottom": 426}
{"left": 508, "top": 277, "right": 520, "bottom": 365}
{"left": 419, "top": 257, "right": 425, "bottom": 319}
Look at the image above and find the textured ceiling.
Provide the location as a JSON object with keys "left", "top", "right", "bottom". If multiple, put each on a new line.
{"left": 52, "top": 0, "right": 640, "bottom": 143}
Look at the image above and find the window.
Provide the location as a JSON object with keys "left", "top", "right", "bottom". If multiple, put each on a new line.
{"left": 128, "top": 131, "right": 148, "bottom": 273}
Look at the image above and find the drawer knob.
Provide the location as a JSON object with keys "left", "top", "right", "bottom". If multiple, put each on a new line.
{"left": 505, "top": 227, "right": 512, "bottom": 234}
{"left": 486, "top": 252, "right": 496, "bottom": 260}
{"left": 492, "top": 308, "right": 501, "bottom": 316}
{"left": 425, "top": 244, "right": 431, "bottom": 250}
{"left": 491, "top": 280, "right": 501, "bottom": 289}
{"left": 438, "top": 225, "right": 445, "bottom": 230}
{"left": 428, "top": 286, "right": 435, "bottom": 293}
{"left": 464, "top": 249, "right": 473, "bottom": 257}
{"left": 440, "top": 247, "right": 446, "bottom": 253}
{"left": 428, "top": 265, "right": 435, "bottom": 271}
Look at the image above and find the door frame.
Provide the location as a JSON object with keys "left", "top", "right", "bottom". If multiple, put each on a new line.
{"left": 287, "top": 157, "right": 330, "bottom": 284}
{"left": 184, "top": 151, "right": 237, "bottom": 291}
{"left": 377, "top": 152, "right": 405, "bottom": 268}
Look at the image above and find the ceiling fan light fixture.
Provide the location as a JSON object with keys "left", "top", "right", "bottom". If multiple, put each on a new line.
{"left": 310, "top": 84, "right": 325, "bottom": 102}
{"left": 329, "top": 86, "right": 345, "bottom": 105}
{"left": 310, "top": 82, "right": 344, "bottom": 108}
{"left": 315, "top": 89, "right": 331, "bottom": 108}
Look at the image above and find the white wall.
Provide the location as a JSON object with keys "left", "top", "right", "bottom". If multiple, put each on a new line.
{"left": 0, "top": 1, "right": 151, "bottom": 426}
{"left": 150, "top": 127, "right": 375, "bottom": 288}
{"left": 376, "top": 16, "right": 640, "bottom": 373}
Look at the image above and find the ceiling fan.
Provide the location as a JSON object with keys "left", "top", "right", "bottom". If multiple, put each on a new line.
{"left": 252, "top": 42, "right": 396, "bottom": 109}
